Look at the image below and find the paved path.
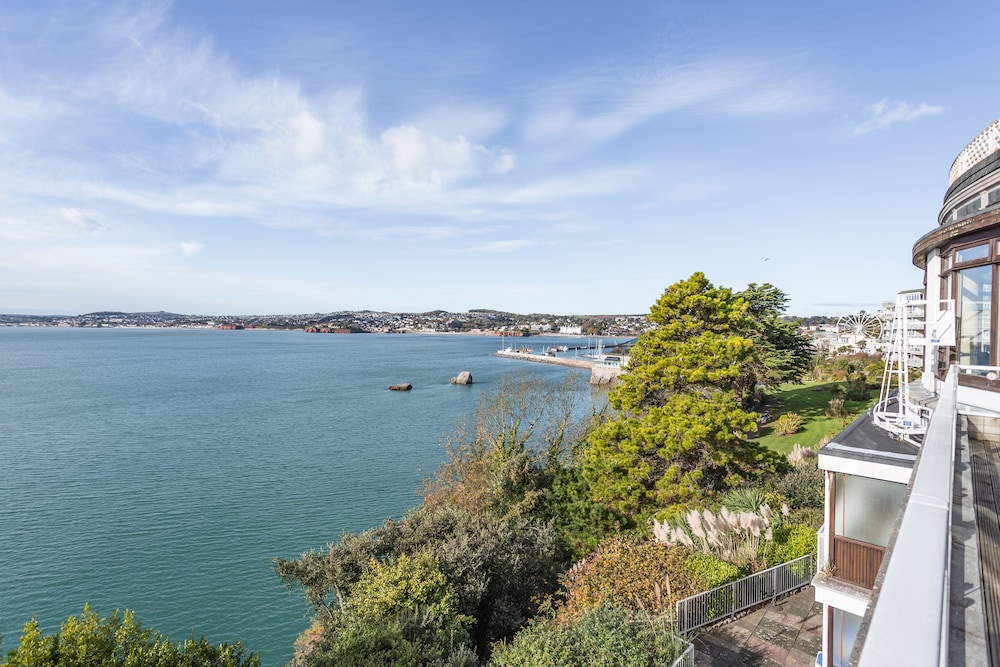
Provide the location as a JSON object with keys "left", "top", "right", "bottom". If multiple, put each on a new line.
{"left": 692, "top": 587, "right": 822, "bottom": 666}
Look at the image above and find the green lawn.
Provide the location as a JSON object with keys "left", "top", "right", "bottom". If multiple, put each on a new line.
{"left": 754, "top": 381, "right": 878, "bottom": 455}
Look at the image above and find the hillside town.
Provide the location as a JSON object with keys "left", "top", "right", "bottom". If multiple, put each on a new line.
{"left": 0, "top": 307, "right": 893, "bottom": 353}
{"left": 0, "top": 309, "right": 654, "bottom": 336}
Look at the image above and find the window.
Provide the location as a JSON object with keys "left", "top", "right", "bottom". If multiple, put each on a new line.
{"left": 833, "top": 474, "right": 906, "bottom": 546}
{"left": 956, "top": 243, "right": 989, "bottom": 264}
{"left": 945, "top": 238, "right": 1000, "bottom": 369}
{"left": 957, "top": 264, "right": 992, "bottom": 366}
{"left": 831, "top": 608, "right": 862, "bottom": 667}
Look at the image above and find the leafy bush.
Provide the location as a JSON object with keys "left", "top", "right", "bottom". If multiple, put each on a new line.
{"left": 683, "top": 553, "right": 742, "bottom": 589}
{"left": 766, "top": 524, "right": 818, "bottom": 566}
{"left": 310, "top": 613, "right": 477, "bottom": 667}
{"left": 420, "top": 373, "right": 595, "bottom": 521}
{"left": 343, "top": 552, "right": 471, "bottom": 648}
{"left": 490, "top": 605, "right": 686, "bottom": 667}
{"left": 274, "top": 507, "right": 563, "bottom": 662}
{"left": 773, "top": 412, "right": 804, "bottom": 436}
{"left": 0, "top": 605, "right": 258, "bottom": 667}
{"left": 774, "top": 466, "right": 824, "bottom": 509}
{"left": 791, "top": 506, "right": 824, "bottom": 530}
{"left": 560, "top": 536, "right": 706, "bottom": 618}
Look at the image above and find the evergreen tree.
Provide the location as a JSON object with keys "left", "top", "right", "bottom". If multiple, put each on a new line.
{"left": 582, "top": 273, "right": 787, "bottom": 521}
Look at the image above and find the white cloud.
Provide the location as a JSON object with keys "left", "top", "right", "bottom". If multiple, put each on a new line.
{"left": 57, "top": 208, "right": 103, "bottom": 232}
{"left": 179, "top": 241, "right": 203, "bottom": 256}
{"left": 82, "top": 15, "right": 517, "bottom": 206}
{"left": 850, "top": 99, "right": 944, "bottom": 136}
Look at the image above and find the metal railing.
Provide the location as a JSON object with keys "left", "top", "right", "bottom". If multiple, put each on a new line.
{"left": 675, "top": 554, "right": 814, "bottom": 634}
{"left": 668, "top": 641, "right": 694, "bottom": 667}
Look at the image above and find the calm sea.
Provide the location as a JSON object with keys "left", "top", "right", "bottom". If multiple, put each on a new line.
{"left": 0, "top": 328, "right": 608, "bottom": 666}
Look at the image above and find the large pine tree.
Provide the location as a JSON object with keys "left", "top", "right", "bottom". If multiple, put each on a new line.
{"left": 583, "top": 273, "right": 806, "bottom": 520}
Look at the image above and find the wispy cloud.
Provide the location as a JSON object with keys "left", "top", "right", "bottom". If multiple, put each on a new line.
{"left": 463, "top": 239, "right": 540, "bottom": 253}
{"left": 524, "top": 59, "right": 819, "bottom": 146}
{"left": 58, "top": 208, "right": 104, "bottom": 232}
{"left": 850, "top": 99, "right": 943, "bottom": 136}
{"left": 178, "top": 241, "right": 203, "bottom": 256}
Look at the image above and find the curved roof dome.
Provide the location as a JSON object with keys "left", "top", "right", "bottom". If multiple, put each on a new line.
{"left": 950, "top": 118, "right": 1000, "bottom": 185}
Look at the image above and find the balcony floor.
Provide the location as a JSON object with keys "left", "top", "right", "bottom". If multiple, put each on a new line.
{"left": 971, "top": 437, "right": 1000, "bottom": 665}
{"left": 693, "top": 587, "right": 822, "bottom": 667}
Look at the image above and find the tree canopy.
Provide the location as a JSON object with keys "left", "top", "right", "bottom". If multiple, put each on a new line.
{"left": 583, "top": 273, "right": 798, "bottom": 521}
{"left": 0, "top": 605, "right": 258, "bottom": 667}
{"left": 273, "top": 506, "right": 562, "bottom": 663}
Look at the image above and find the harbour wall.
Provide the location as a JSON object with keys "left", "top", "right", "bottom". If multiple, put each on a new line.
{"left": 492, "top": 350, "right": 623, "bottom": 384}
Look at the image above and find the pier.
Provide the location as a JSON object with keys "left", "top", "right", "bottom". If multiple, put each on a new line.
{"left": 492, "top": 349, "right": 623, "bottom": 384}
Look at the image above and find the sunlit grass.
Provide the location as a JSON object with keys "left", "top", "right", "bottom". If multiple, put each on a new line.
{"left": 754, "top": 381, "right": 878, "bottom": 455}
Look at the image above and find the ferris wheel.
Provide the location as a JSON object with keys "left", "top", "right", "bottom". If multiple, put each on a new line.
{"left": 836, "top": 311, "right": 884, "bottom": 340}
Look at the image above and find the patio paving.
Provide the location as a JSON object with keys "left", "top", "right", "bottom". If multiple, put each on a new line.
{"left": 691, "top": 586, "right": 822, "bottom": 667}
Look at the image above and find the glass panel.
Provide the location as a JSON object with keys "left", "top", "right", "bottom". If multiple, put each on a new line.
{"left": 956, "top": 243, "right": 989, "bottom": 263}
{"left": 833, "top": 474, "right": 906, "bottom": 546}
{"left": 831, "top": 608, "right": 862, "bottom": 667}
{"left": 958, "top": 264, "right": 992, "bottom": 366}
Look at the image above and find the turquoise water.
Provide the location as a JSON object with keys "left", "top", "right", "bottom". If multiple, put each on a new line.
{"left": 0, "top": 328, "right": 603, "bottom": 665}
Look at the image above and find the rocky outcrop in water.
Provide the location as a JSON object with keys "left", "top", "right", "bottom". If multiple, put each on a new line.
{"left": 388, "top": 383, "right": 413, "bottom": 391}
{"left": 450, "top": 371, "right": 473, "bottom": 385}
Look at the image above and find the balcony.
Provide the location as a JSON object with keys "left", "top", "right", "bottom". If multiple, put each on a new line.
{"left": 831, "top": 535, "right": 885, "bottom": 589}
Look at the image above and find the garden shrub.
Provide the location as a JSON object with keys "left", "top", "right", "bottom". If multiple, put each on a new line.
{"left": 791, "top": 507, "right": 824, "bottom": 530}
{"left": 766, "top": 523, "right": 818, "bottom": 566}
{"left": 490, "top": 605, "right": 686, "bottom": 667}
{"left": 305, "top": 552, "right": 475, "bottom": 667}
{"left": 774, "top": 466, "right": 823, "bottom": 509}
{"left": 773, "top": 412, "right": 804, "bottom": 436}
{"left": 683, "top": 553, "right": 742, "bottom": 589}
{"left": 310, "top": 613, "right": 478, "bottom": 667}
{"left": 559, "top": 536, "right": 705, "bottom": 618}
{"left": 275, "top": 507, "right": 563, "bottom": 662}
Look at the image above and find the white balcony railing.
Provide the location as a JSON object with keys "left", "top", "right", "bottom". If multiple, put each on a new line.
{"left": 855, "top": 366, "right": 958, "bottom": 666}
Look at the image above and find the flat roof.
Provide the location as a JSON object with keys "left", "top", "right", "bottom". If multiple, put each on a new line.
{"left": 819, "top": 410, "right": 918, "bottom": 469}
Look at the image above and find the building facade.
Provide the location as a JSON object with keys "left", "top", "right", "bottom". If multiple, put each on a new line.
{"left": 815, "top": 117, "right": 1000, "bottom": 666}
{"left": 914, "top": 117, "right": 1000, "bottom": 410}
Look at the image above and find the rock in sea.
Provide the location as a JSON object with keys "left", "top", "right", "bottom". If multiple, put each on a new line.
{"left": 450, "top": 371, "right": 473, "bottom": 385}
{"left": 388, "top": 383, "right": 413, "bottom": 391}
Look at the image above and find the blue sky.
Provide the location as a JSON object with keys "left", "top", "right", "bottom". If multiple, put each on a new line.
{"left": 2, "top": 1, "right": 998, "bottom": 316}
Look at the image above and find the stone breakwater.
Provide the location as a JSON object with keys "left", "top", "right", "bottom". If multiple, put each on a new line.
{"left": 492, "top": 350, "right": 621, "bottom": 385}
